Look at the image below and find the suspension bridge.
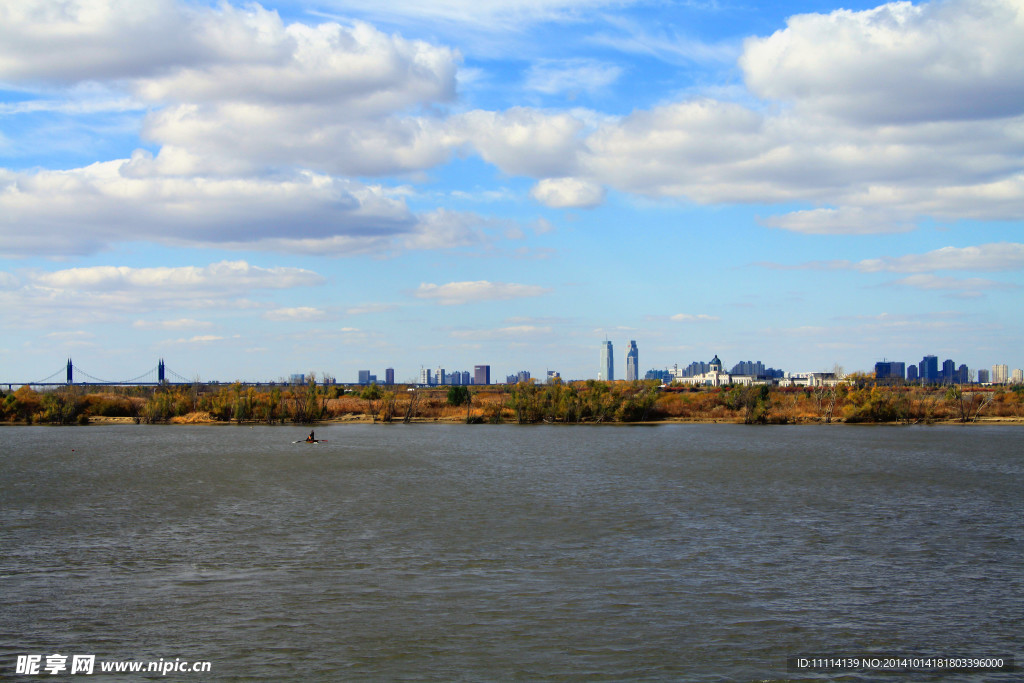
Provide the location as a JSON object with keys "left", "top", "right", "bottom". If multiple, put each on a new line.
{"left": 6, "top": 358, "right": 202, "bottom": 391}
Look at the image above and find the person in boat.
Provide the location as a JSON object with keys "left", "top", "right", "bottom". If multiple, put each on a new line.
{"left": 306, "top": 430, "right": 315, "bottom": 443}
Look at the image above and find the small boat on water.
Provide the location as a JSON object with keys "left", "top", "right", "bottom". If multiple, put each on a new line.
{"left": 294, "top": 431, "right": 325, "bottom": 444}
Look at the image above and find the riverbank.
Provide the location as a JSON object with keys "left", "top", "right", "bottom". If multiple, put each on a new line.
{"left": 4, "top": 381, "right": 1023, "bottom": 426}
{"left": 63, "top": 413, "right": 1024, "bottom": 426}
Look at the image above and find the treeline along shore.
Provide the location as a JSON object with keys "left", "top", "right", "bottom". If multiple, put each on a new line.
{"left": 3, "top": 378, "right": 1023, "bottom": 426}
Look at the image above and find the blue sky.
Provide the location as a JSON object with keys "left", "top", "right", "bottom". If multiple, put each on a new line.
{"left": 1, "top": 0, "right": 1022, "bottom": 384}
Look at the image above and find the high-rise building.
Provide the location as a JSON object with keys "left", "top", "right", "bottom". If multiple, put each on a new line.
{"left": 599, "top": 340, "right": 614, "bottom": 381}
{"left": 957, "top": 364, "right": 969, "bottom": 384}
{"left": 907, "top": 365, "right": 918, "bottom": 381}
{"left": 1012, "top": 369, "right": 1023, "bottom": 384}
{"left": 385, "top": 368, "right": 395, "bottom": 385}
{"left": 874, "top": 361, "right": 906, "bottom": 380}
{"left": 435, "top": 367, "right": 445, "bottom": 385}
{"left": 942, "top": 359, "right": 956, "bottom": 384}
{"left": 505, "top": 370, "right": 531, "bottom": 384}
{"left": 358, "top": 370, "right": 371, "bottom": 385}
{"left": 645, "top": 369, "right": 672, "bottom": 383}
{"left": 474, "top": 365, "right": 490, "bottom": 385}
{"left": 626, "top": 340, "right": 638, "bottom": 381}
{"left": 419, "top": 368, "right": 431, "bottom": 385}
{"left": 977, "top": 369, "right": 990, "bottom": 383}
{"left": 992, "top": 364, "right": 1009, "bottom": 384}
{"left": 546, "top": 370, "right": 560, "bottom": 383}
{"left": 919, "top": 355, "right": 939, "bottom": 383}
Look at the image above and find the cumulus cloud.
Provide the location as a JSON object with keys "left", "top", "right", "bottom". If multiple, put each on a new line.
{"left": 530, "top": 177, "right": 605, "bottom": 208}
{"left": 449, "top": 0, "right": 1024, "bottom": 231}
{"left": 741, "top": 0, "right": 1024, "bottom": 124}
{"left": 0, "top": 0, "right": 201, "bottom": 83}
{"left": 414, "top": 280, "right": 549, "bottom": 305}
{"left": 0, "top": 163, "right": 493, "bottom": 256}
{"left": 0, "top": 2, "right": 460, "bottom": 180}
{"left": 453, "top": 108, "right": 586, "bottom": 177}
{"left": 3, "top": 0, "right": 1022, "bottom": 250}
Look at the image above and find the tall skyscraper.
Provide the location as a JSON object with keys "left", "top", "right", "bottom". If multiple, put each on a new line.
{"left": 626, "top": 340, "right": 638, "bottom": 381}
{"left": 474, "top": 365, "right": 490, "bottom": 385}
{"left": 942, "top": 359, "right": 956, "bottom": 384}
{"left": 992, "top": 364, "right": 1009, "bottom": 384}
{"left": 599, "top": 340, "right": 614, "bottom": 381}
{"left": 419, "top": 368, "right": 431, "bottom": 385}
{"left": 919, "top": 355, "right": 938, "bottom": 383}
{"left": 385, "top": 368, "right": 395, "bottom": 385}
{"left": 977, "top": 369, "right": 990, "bottom": 383}
{"left": 358, "top": 370, "right": 371, "bottom": 385}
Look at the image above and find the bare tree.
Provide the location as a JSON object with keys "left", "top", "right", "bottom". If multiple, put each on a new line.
{"left": 403, "top": 387, "right": 420, "bottom": 423}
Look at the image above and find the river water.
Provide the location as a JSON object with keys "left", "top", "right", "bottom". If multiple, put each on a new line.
{"left": 1, "top": 424, "right": 1021, "bottom": 681}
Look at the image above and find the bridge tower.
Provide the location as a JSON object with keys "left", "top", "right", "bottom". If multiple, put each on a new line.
{"left": 158, "top": 358, "right": 166, "bottom": 384}
{"left": 66, "top": 358, "right": 73, "bottom": 384}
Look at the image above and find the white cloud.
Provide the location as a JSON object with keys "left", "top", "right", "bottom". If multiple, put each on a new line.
{"left": 760, "top": 207, "right": 915, "bottom": 235}
{"left": 884, "top": 274, "right": 1017, "bottom": 298}
{"left": 741, "top": 0, "right": 1024, "bottom": 124}
{"left": 530, "top": 177, "right": 605, "bottom": 208}
{"left": 44, "top": 330, "right": 95, "bottom": 341}
{"left": 32, "top": 261, "right": 324, "bottom": 292}
{"left": 448, "top": 0, "right": 1024, "bottom": 231}
{"left": 168, "top": 335, "right": 226, "bottom": 344}
{"left": 670, "top": 313, "right": 719, "bottom": 322}
{"left": 589, "top": 14, "right": 739, "bottom": 66}
{"left": 0, "top": 261, "right": 324, "bottom": 329}
{"left": 133, "top": 318, "right": 212, "bottom": 329}
{"left": 854, "top": 243, "right": 1024, "bottom": 273}
{"left": 0, "top": 164, "right": 454, "bottom": 257}
{"left": 401, "top": 209, "right": 490, "bottom": 250}
{"left": 0, "top": 3, "right": 460, "bottom": 179}
{"left": 759, "top": 243, "right": 1024, "bottom": 274}
{"left": 346, "top": 303, "right": 399, "bottom": 315}
{"left": 312, "top": 0, "right": 634, "bottom": 32}
{"left": 414, "top": 280, "right": 549, "bottom": 305}
{"left": 451, "top": 325, "right": 553, "bottom": 340}
{"left": 2, "top": 0, "right": 1021, "bottom": 254}
{"left": 453, "top": 108, "right": 585, "bottom": 177}
{"left": 263, "top": 307, "right": 328, "bottom": 321}
{"left": 0, "top": 0, "right": 200, "bottom": 83}
{"left": 524, "top": 59, "right": 622, "bottom": 96}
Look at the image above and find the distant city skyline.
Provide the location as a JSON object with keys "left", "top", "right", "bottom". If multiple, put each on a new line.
{"left": 1, "top": 0, "right": 1021, "bottom": 383}
{"left": 8, "top": 343, "right": 1024, "bottom": 387}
